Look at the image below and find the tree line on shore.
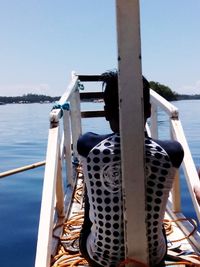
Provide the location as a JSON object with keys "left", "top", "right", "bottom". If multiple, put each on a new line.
{"left": 0, "top": 93, "right": 60, "bottom": 104}
{"left": 149, "top": 81, "right": 200, "bottom": 101}
{"left": 0, "top": 83, "right": 200, "bottom": 104}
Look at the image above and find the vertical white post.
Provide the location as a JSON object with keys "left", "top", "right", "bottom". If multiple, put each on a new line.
{"left": 170, "top": 120, "right": 181, "bottom": 212}
{"left": 56, "top": 148, "right": 65, "bottom": 217}
{"left": 63, "top": 110, "right": 73, "bottom": 186}
{"left": 150, "top": 103, "right": 158, "bottom": 139}
{"left": 34, "top": 127, "right": 59, "bottom": 267}
{"left": 116, "top": 0, "right": 148, "bottom": 265}
{"left": 171, "top": 170, "right": 181, "bottom": 212}
{"left": 70, "top": 89, "right": 82, "bottom": 160}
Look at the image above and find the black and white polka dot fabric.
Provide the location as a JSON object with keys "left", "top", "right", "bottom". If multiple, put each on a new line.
{"left": 82, "top": 134, "right": 175, "bottom": 267}
{"left": 82, "top": 133, "right": 124, "bottom": 267}
{"left": 145, "top": 138, "right": 175, "bottom": 265}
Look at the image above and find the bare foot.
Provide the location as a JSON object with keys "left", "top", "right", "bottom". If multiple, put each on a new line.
{"left": 194, "top": 168, "right": 200, "bottom": 205}
{"left": 194, "top": 185, "right": 200, "bottom": 205}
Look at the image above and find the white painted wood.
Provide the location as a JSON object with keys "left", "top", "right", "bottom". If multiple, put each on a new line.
{"left": 34, "top": 127, "right": 59, "bottom": 267}
{"left": 59, "top": 72, "right": 79, "bottom": 105}
{"left": 116, "top": 0, "right": 148, "bottom": 264}
{"left": 63, "top": 111, "right": 74, "bottom": 186}
{"left": 33, "top": 69, "right": 200, "bottom": 266}
{"left": 35, "top": 72, "right": 81, "bottom": 267}
{"left": 51, "top": 217, "right": 65, "bottom": 257}
{"left": 56, "top": 149, "right": 65, "bottom": 217}
{"left": 150, "top": 89, "right": 200, "bottom": 223}
{"left": 49, "top": 73, "right": 79, "bottom": 124}
{"left": 167, "top": 201, "right": 200, "bottom": 251}
{"left": 170, "top": 120, "right": 181, "bottom": 213}
{"left": 145, "top": 123, "right": 151, "bottom": 137}
{"left": 70, "top": 88, "right": 82, "bottom": 160}
{"left": 171, "top": 170, "right": 181, "bottom": 212}
{"left": 63, "top": 110, "right": 73, "bottom": 186}
{"left": 60, "top": 133, "right": 65, "bottom": 159}
{"left": 50, "top": 108, "right": 62, "bottom": 125}
{"left": 150, "top": 89, "right": 179, "bottom": 118}
{"left": 171, "top": 119, "right": 200, "bottom": 223}
{"left": 150, "top": 104, "right": 158, "bottom": 139}
{"left": 150, "top": 89, "right": 200, "bottom": 222}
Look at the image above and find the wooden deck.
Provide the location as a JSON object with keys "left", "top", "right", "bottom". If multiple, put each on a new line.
{"left": 164, "top": 207, "right": 200, "bottom": 266}
{"left": 51, "top": 171, "right": 89, "bottom": 267}
{"left": 49, "top": 170, "right": 200, "bottom": 267}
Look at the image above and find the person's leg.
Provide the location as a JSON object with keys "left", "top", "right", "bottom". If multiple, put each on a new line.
{"left": 79, "top": 228, "right": 103, "bottom": 267}
{"left": 154, "top": 225, "right": 167, "bottom": 267}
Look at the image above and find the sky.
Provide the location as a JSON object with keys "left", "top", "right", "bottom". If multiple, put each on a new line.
{"left": 0, "top": 0, "right": 200, "bottom": 96}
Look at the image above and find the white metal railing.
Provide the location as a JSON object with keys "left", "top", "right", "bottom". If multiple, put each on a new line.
{"left": 34, "top": 73, "right": 104, "bottom": 267}
{"left": 150, "top": 89, "right": 200, "bottom": 224}
{"left": 34, "top": 72, "right": 81, "bottom": 267}
{"left": 34, "top": 74, "right": 200, "bottom": 266}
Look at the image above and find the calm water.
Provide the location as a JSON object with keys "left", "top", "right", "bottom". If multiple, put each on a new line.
{"left": 0, "top": 100, "right": 200, "bottom": 267}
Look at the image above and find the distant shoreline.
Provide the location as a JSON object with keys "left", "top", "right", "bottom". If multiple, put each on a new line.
{"left": 0, "top": 93, "right": 60, "bottom": 104}
{"left": 0, "top": 101, "right": 56, "bottom": 105}
{"left": 176, "top": 95, "right": 200, "bottom": 100}
{"left": 1, "top": 93, "right": 200, "bottom": 105}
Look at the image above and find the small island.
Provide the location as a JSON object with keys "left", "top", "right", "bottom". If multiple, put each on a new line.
{"left": 0, "top": 93, "right": 60, "bottom": 104}
{"left": 149, "top": 81, "right": 200, "bottom": 101}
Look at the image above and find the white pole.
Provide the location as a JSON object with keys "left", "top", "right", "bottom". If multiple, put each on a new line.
{"left": 116, "top": 0, "right": 148, "bottom": 265}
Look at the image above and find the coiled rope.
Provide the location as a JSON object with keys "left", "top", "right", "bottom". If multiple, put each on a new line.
{"left": 51, "top": 102, "right": 70, "bottom": 117}
{"left": 51, "top": 171, "right": 89, "bottom": 267}
{"left": 51, "top": 167, "right": 200, "bottom": 266}
{"left": 163, "top": 217, "right": 197, "bottom": 242}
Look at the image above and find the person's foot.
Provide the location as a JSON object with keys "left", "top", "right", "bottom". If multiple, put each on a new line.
{"left": 194, "top": 168, "right": 200, "bottom": 205}
{"left": 194, "top": 185, "right": 200, "bottom": 205}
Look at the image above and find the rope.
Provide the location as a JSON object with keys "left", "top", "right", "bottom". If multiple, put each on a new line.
{"left": 52, "top": 214, "right": 88, "bottom": 266}
{"left": 73, "top": 187, "right": 83, "bottom": 204}
{"left": 52, "top": 102, "right": 70, "bottom": 117}
{"left": 163, "top": 217, "right": 197, "bottom": 242}
{"left": 52, "top": 166, "right": 200, "bottom": 266}
{"left": 163, "top": 217, "right": 200, "bottom": 266}
{"left": 51, "top": 170, "right": 89, "bottom": 267}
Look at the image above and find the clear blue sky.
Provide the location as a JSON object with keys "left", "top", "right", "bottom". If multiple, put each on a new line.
{"left": 0, "top": 0, "right": 200, "bottom": 96}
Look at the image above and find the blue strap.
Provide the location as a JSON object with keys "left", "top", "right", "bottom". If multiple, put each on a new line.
{"left": 52, "top": 101, "right": 70, "bottom": 117}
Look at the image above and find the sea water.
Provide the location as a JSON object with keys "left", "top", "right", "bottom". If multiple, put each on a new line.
{"left": 0, "top": 100, "right": 199, "bottom": 267}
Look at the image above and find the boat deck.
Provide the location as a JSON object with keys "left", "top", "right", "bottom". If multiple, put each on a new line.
{"left": 164, "top": 208, "right": 200, "bottom": 266}
{"left": 50, "top": 170, "right": 200, "bottom": 267}
{"left": 51, "top": 171, "right": 89, "bottom": 267}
